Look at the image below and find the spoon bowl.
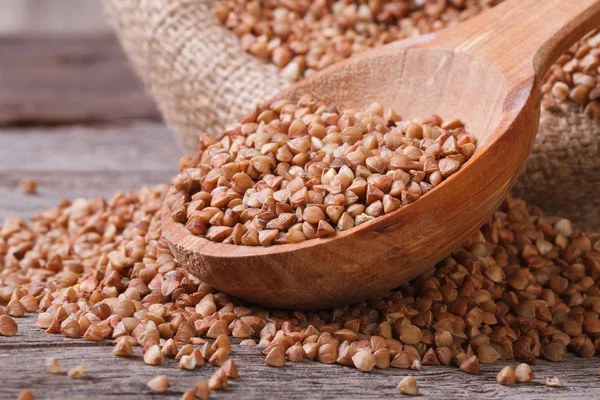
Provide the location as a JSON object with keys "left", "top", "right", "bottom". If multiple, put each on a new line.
{"left": 163, "top": 0, "right": 600, "bottom": 309}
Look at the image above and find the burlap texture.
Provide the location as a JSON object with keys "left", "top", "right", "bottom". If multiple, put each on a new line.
{"left": 102, "top": 0, "right": 292, "bottom": 152}
{"left": 513, "top": 104, "right": 600, "bottom": 229}
{"left": 103, "top": 0, "right": 600, "bottom": 230}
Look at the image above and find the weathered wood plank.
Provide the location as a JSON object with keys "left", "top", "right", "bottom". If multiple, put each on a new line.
{"left": 0, "top": 36, "right": 160, "bottom": 126}
{"left": 0, "top": 0, "right": 110, "bottom": 36}
{"left": 0, "top": 123, "right": 180, "bottom": 219}
{"left": 1, "top": 316, "right": 599, "bottom": 400}
{"left": 0, "top": 123, "right": 177, "bottom": 171}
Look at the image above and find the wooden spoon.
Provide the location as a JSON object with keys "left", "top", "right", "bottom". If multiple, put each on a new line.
{"left": 163, "top": 0, "right": 600, "bottom": 309}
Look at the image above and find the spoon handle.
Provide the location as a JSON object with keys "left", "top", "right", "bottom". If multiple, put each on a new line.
{"left": 446, "top": 0, "right": 600, "bottom": 83}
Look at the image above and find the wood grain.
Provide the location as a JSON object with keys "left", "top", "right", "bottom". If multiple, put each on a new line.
{"left": 2, "top": 315, "right": 600, "bottom": 400}
{"left": 0, "top": 36, "right": 160, "bottom": 126}
{"left": 0, "top": 123, "right": 179, "bottom": 220}
{"left": 163, "top": 0, "right": 600, "bottom": 310}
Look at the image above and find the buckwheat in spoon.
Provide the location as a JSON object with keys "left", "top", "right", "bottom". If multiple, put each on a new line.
{"left": 163, "top": 0, "right": 600, "bottom": 309}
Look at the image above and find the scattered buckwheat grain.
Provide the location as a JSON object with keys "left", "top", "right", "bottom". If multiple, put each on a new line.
{"left": 181, "top": 390, "right": 196, "bottom": 400}
{"left": 43, "top": 358, "right": 62, "bottom": 374}
{"left": 514, "top": 363, "right": 535, "bottom": 383}
{"left": 545, "top": 377, "right": 564, "bottom": 388}
{"left": 147, "top": 375, "right": 170, "bottom": 393}
{"left": 67, "top": 364, "right": 86, "bottom": 379}
{"left": 17, "top": 390, "right": 34, "bottom": 400}
{"left": 209, "top": 367, "right": 229, "bottom": 390}
{"left": 496, "top": 366, "right": 515, "bottom": 386}
{"left": 195, "top": 380, "right": 211, "bottom": 400}
{"left": 18, "top": 179, "right": 37, "bottom": 195}
{"left": 0, "top": 314, "right": 17, "bottom": 336}
{"left": 397, "top": 375, "right": 419, "bottom": 395}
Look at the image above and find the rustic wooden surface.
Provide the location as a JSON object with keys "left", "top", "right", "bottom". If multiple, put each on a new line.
{"left": 1, "top": 34, "right": 600, "bottom": 399}
{"left": 0, "top": 123, "right": 178, "bottom": 219}
{"left": 2, "top": 314, "right": 600, "bottom": 400}
{"left": 2, "top": 123, "right": 600, "bottom": 399}
{"left": 0, "top": 36, "right": 160, "bottom": 126}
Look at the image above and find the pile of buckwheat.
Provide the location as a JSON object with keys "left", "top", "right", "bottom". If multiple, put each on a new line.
{"left": 215, "top": 0, "right": 505, "bottom": 80}
{"left": 169, "top": 96, "right": 476, "bottom": 245}
{"left": 541, "top": 29, "right": 600, "bottom": 121}
{"left": 2, "top": 178, "right": 600, "bottom": 394}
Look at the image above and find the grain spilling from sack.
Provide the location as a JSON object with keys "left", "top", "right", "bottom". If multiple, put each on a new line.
{"left": 541, "top": 29, "right": 600, "bottom": 120}
{"left": 215, "top": 0, "right": 504, "bottom": 80}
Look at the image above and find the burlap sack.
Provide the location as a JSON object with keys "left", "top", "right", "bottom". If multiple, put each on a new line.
{"left": 103, "top": 0, "right": 600, "bottom": 230}
{"left": 512, "top": 103, "right": 600, "bottom": 229}
{"left": 102, "top": 0, "right": 292, "bottom": 153}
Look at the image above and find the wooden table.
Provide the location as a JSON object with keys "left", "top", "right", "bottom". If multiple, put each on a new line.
{"left": 1, "top": 36, "right": 599, "bottom": 400}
